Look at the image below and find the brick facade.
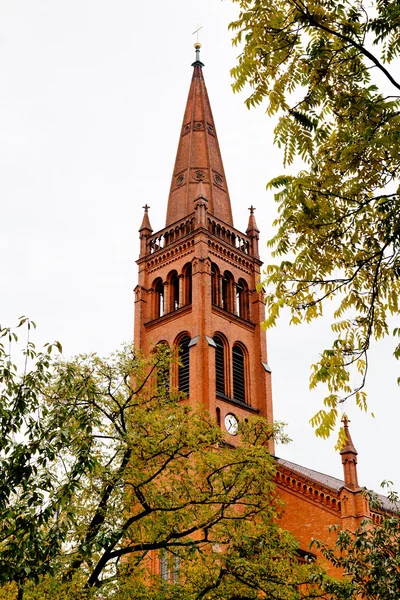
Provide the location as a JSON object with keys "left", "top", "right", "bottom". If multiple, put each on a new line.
{"left": 133, "top": 48, "right": 382, "bottom": 567}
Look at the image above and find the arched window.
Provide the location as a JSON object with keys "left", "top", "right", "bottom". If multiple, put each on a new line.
{"left": 232, "top": 345, "right": 246, "bottom": 404}
{"left": 154, "top": 278, "right": 164, "bottom": 318}
{"left": 236, "top": 278, "right": 249, "bottom": 320}
{"left": 211, "top": 263, "right": 220, "bottom": 306}
{"left": 183, "top": 263, "right": 192, "bottom": 305}
{"left": 178, "top": 335, "right": 190, "bottom": 395}
{"left": 213, "top": 335, "right": 225, "bottom": 396}
{"left": 169, "top": 271, "right": 179, "bottom": 312}
{"left": 222, "top": 271, "right": 234, "bottom": 312}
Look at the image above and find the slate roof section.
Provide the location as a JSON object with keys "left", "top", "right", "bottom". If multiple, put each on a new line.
{"left": 275, "top": 457, "right": 399, "bottom": 514}
{"left": 276, "top": 457, "right": 344, "bottom": 491}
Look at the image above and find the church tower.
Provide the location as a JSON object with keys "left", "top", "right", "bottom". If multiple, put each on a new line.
{"left": 134, "top": 45, "right": 274, "bottom": 448}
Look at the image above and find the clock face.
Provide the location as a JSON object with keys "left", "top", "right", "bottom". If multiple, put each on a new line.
{"left": 224, "top": 413, "right": 239, "bottom": 435}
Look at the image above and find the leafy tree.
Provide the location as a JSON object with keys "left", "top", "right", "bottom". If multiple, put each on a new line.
{"left": 229, "top": 0, "right": 400, "bottom": 440}
{"left": 0, "top": 322, "right": 330, "bottom": 600}
{"left": 313, "top": 488, "right": 400, "bottom": 599}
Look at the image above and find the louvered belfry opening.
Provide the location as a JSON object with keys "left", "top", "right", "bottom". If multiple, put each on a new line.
{"left": 232, "top": 345, "right": 246, "bottom": 404}
{"left": 213, "top": 336, "right": 225, "bottom": 396}
{"left": 178, "top": 335, "right": 190, "bottom": 395}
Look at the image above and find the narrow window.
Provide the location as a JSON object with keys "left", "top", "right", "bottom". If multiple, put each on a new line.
{"left": 236, "top": 279, "right": 249, "bottom": 320}
{"left": 222, "top": 275, "right": 229, "bottom": 310}
{"left": 184, "top": 264, "right": 192, "bottom": 305}
{"left": 222, "top": 271, "right": 234, "bottom": 312}
{"left": 178, "top": 335, "right": 190, "bottom": 395}
{"left": 154, "top": 279, "right": 164, "bottom": 318}
{"left": 170, "top": 272, "right": 179, "bottom": 311}
{"left": 232, "top": 345, "right": 246, "bottom": 404}
{"left": 211, "top": 263, "right": 219, "bottom": 306}
{"left": 213, "top": 335, "right": 225, "bottom": 396}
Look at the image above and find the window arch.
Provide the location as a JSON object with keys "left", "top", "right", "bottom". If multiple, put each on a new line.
{"left": 232, "top": 344, "right": 246, "bottom": 404}
{"left": 168, "top": 270, "right": 179, "bottom": 312}
{"left": 222, "top": 271, "right": 234, "bottom": 312}
{"left": 236, "top": 278, "right": 250, "bottom": 320}
{"left": 154, "top": 278, "right": 164, "bottom": 318}
{"left": 178, "top": 335, "right": 190, "bottom": 395}
{"left": 182, "top": 263, "right": 192, "bottom": 305}
{"left": 211, "top": 262, "right": 220, "bottom": 306}
{"left": 213, "top": 335, "right": 226, "bottom": 397}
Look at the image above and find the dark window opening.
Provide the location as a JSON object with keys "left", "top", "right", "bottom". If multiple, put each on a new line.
{"left": 211, "top": 263, "right": 219, "bottom": 306}
{"left": 236, "top": 279, "right": 249, "bottom": 320}
{"left": 154, "top": 279, "right": 164, "bottom": 318}
{"left": 170, "top": 273, "right": 179, "bottom": 311}
{"left": 216, "top": 407, "right": 221, "bottom": 427}
{"left": 222, "top": 273, "right": 233, "bottom": 311}
{"left": 184, "top": 264, "right": 192, "bottom": 305}
{"left": 214, "top": 335, "right": 225, "bottom": 396}
{"left": 232, "top": 345, "right": 246, "bottom": 404}
{"left": 178, "top": 335, "right": 190, "bottom": 395}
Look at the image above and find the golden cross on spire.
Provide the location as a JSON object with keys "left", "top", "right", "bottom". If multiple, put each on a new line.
{"left": 192, "top": 23, "right": 203, "bottom": 43}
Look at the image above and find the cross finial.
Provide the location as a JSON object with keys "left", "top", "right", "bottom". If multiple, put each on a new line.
{"left": 192, "top": 23, "right": 203, "bottom": 43}
{"left": 249, "top": 205, "right": 256, "bottom": 214}
{"left": 142, "top": 204, "right": 150, "bottom": 212}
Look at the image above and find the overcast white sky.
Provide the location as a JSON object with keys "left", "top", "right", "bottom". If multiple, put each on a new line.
{"left": 1, "top": 0, "right": 399, "bottom": 493}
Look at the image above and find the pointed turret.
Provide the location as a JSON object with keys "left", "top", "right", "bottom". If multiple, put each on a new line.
{"left": 139, "top": 204, "right": 153, "bottom": 233}
{"left": 340, "top": 415, "right": 359, "bottom": 490}
{"left": 139, "top": 204, "right": 153, "bottom": 257}
{"left": 246, "top": 205, "right": 260, "bottom": 258}
{"left": 165, "top": 45, "right": 233, "bottom": 227}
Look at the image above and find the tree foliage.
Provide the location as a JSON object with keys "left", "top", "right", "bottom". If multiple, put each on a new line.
{"left": 0, "top": 321, "right": 329, "bottom": 600}
{"left": 229, "top": 0, "right": 400, "bottom": 441}
{"left": 313, "top": 488, "right": 400, "bottom": 599}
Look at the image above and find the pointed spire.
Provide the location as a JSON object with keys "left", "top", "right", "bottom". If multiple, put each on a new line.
{"left": 139, "top": 204, "right": 153, "bottom": 233}
{"left": 246, "top": 205, "right": 260, "bottom": 234}
{"left": 165, "top": 46, "right": 233, "bottom": 227}
{"left": 340, "top": 415, "right": 359, "bottom": 490}
{"left": 139, "top": 204, "right": 153, "bottom": 257}
{"left": 246, "top": 205, "right": 260, "bottom": 258}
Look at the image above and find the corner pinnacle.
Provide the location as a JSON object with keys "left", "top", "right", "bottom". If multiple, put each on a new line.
{"left": 139, "top": 204, "right": 153, "bottom": 232}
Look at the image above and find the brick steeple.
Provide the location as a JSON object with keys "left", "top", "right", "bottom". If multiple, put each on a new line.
{"left": 165, "top": 45, "right": 233, "bottom": 227}
{"left": 134, "top": 45, "right": 274, "bottom": 455}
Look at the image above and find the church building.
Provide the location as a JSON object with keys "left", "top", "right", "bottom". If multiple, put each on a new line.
{"left": 133, "top": 44, "right": 389, "bottom": 566}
